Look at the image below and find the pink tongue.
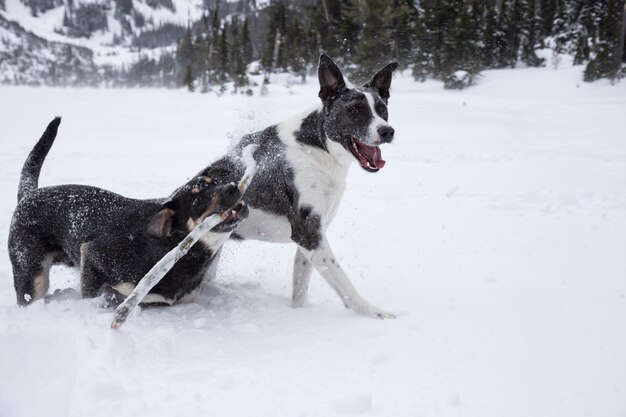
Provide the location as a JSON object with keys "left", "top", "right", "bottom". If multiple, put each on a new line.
{"left": 358, "top": 142, "right": 386, "bottom": 169}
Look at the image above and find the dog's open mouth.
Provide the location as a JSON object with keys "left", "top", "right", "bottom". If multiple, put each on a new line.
{"left": 212, "top": 201, "right": 248, "bottom": 232}
{"left": 349, "top": 137, "right": 386, "bottom": 172}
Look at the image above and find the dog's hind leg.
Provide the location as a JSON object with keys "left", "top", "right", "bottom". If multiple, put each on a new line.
{"left": 292, "top": 248, "right": 313, "bottom": 308}
{"left": 298, "top": 237, "right": 395, "bottom": 319}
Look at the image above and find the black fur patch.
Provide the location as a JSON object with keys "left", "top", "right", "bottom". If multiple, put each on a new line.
{"left": 294, "top": 110, "right": 327, "bottom": 151}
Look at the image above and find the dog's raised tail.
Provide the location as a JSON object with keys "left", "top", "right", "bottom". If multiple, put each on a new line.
{"left": 18, "top": 117, "right": 61, "bottom": 202}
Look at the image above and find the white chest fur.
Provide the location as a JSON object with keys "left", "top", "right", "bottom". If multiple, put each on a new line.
{"left": 286, "top": 141, "right": 350, "bottom": 229}
{"left": 236, "top": 109, "right": 353, "bottom": 243}
{"left": 278, "top": 109, "right": 353, "bottom": 229}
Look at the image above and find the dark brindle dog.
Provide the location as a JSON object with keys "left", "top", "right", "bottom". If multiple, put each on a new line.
{"left": 8, "top": 118, "right": 248, "bottom": 306}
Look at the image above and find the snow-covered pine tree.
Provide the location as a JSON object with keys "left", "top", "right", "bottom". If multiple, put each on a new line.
{"left": 572, "top": 0, "right": 594, "bottom": 65}
{"left": 584, "top": 0, "right": 624, "bottom": 81}
{"left": 502, "top": 0, "right": 523, "bottom": 68}
{"left": 520, "top": 0, "right": 546, "bottom": 66}
{"left": 539, "top": 0, "right": 557, "bottom": 35}
{"left": 482, "top": 1, "right": 500, "bottom": 69}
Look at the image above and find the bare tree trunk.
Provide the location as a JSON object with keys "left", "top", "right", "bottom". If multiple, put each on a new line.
{"left": 272, "top": 31, "right": 282, "bottom": 70}
{"left": 208, "top": 44, "right": 214, "bottom": 84}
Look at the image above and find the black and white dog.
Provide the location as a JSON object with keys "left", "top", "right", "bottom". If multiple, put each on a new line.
{"left": 8, "top": 118, "right": 248, "bottom": 306}
{"left": 201, "top": 55, "right": 398, "bottom": 319}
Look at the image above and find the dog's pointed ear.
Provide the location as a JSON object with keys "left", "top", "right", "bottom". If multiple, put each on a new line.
{"left": 146, "top": 207, "right": 176, "bottom": 238}
{"left": 364, "top": 62, "right": 399, "bottom": 102}
{"left": 318, "top": 54, "right": 346, "bottom": 102}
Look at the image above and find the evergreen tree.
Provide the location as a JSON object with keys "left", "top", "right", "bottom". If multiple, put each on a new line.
{"left": 338, "top": 0, "right": 361, "bottom": 65}
{"left": 426, "top": 0, "right": 480, "bottom": 81}
{"left": 195, "top": 33, "right": 210, "bottom": 92}
{"left": 502, "top": 0, "right": 523, "bottom": 68}
{"left": 391, "top": 0, "right": 415, "bottom": 69}
{"left": 540, "top": 0, "right": 557, "bottom": 35}
{"left": 354, "top": 0, "right": 393, "bottom": 80}
{"left": 217, "top": 22, "right": 229, "bottom": 84}
{"left": 483, "top": 2, "right": 500, "bottom": 68}
{"left": 411, "top": 1, "right": 431, "bottom": 81}
{"left": 551, "top": 0, "right": 568, "bottom": 67}
{"left": 284, "top": 16, "right": 307, "bottom": 78}
{"left": 241, "top": 17, "right": 253, "bottom": 64}
{"left": 176, "top": 27, "right": 195, "bottom": 86}
{"left": 229, "top": 18, "right": 248, "bottom": 89}
{"left": 263, "top": 0, "right": 288, "bottom": 73}
{"left": 520, "top": 0, "right": 545, "bottom": 66}
{"left": 114, "top": 0, "right": 133, "bottom": 19}
{"left": 183, "top": 65, "right": 194, "bottom": 91}
{"left": 208, "top": 2, "right": 221, "bottom": 84}
{"left": 572, "top": 1, "right": 593, "bottom": 65}
{"left": 584, "top": 0, "right": 624, "bottom": 81}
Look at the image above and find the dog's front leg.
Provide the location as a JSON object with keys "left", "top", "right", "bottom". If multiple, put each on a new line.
{"left": 298, "top": 237, "right": 395, "bottom": 319}
{"left": 292, "top": 248, "right": 313, "bottom": 308}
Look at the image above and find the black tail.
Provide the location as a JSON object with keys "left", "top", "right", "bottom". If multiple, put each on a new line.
{"left": 17, "top": 117, "right": 62, "bottom": 202}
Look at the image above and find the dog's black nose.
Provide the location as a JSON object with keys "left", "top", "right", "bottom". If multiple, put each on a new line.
{"left": 377, "top": 125, "right": 395, "bottom": 143}
{"left": 221, "top": 183, "right": 241, "bottom": 203}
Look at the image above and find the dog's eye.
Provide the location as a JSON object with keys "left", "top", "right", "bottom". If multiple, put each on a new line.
{"left": 351, "top": 107, "right": 360, "bottom": 115}
{"left": 376, "top": 104, "right": 388, "bottom": 120}
{"left": 192, "top": 198, "right": 199, "bottom": 206}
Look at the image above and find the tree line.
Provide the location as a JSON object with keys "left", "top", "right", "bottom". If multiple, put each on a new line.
{"left": 143, "top": 0, "right": 626, "bottom": 89}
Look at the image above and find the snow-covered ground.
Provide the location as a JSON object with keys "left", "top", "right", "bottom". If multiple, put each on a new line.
{"left": 0, "top": 65, "right": 625, "bottom": 417}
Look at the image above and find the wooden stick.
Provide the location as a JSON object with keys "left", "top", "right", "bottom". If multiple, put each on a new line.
{"left": 111, "top": 145, "right": 258, "bottom": 329}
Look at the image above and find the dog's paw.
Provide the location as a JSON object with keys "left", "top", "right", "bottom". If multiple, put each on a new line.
{"left": 354, "top": 304, "right": 396, "bottom": 320}
{"left": 291, "top": 291, "right": 307, "bottom": 309}
{"left": 291, "top": 298, "right": 306, "bottom": 309}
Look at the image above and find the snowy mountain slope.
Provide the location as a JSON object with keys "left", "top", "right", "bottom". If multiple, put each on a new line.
{"left": 0, "top": 65, "right": 625, "bottom": 417}
{"left": 0, "top": 0, "right": 265, "bottom": 84}
{"left": 0, "top": 14, "right": 98, "bottom": 85}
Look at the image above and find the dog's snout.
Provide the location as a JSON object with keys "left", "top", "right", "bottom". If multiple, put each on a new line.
{"left": 377, "top": 126, "right": 395, "bottom": 143}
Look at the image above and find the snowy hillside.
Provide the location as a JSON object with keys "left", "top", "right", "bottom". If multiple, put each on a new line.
{"left": 0, "top": 64, "right": 625, "bottom": 417}
{"left": 0, "top": 0, "right": 264, "bottom": 84}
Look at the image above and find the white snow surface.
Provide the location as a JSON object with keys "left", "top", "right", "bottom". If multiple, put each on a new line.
{"left": 0, "top": 66, "right": 625, "bottom": 417}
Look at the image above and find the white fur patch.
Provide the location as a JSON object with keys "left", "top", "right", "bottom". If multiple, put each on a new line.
{"left": 235, "top": 207, "right": 292, "bottom": 242}
{"left": 186, "top": 219, "right": 232, "bottom": 252}
{"left": 276, "top": 109, "right": 353, "bottom": 229}
{"left": 113, "top": 282, "right": 174, "bottom": 305}
{"left": 363, "top": 91, "right": 390, "bottom": 145}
